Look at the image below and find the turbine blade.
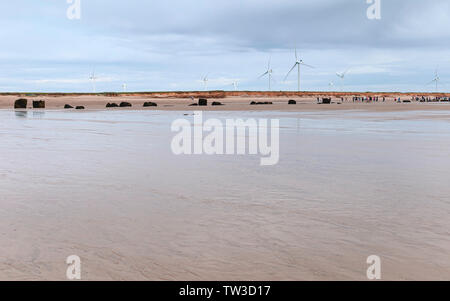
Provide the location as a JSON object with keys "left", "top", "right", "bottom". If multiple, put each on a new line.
{"left": 284, "top": 63, "right": 297, "bottom": 81}
{"left": 271, "top": 75, "right": 277, "bottom": 84}
{"left": 301, "top": 62, "right": 314, "bottom": 68}
{"left": 259, "top": 71, "right": 269, "bottom": 79}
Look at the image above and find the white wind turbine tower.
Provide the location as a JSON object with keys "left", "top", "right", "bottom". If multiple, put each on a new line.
{"left": 231, "top": 80, "right": 238, "bottom": 91}
{"left": 428, "top": 69, "right": 440, "bottom": 92}
{"left": 259, "top": 57, "right": 274, "bottom": 91}
{"left": 284, "top": 49, "right": 314, "bottom": 91}
{"left": 122, "top": 83, "right": 127, "bottom": 92}
{"left": 89, "top": 69, "right": 98, "bottom": 93}
{"left": 202, "top": 74, "right": 209, "bottom": 91}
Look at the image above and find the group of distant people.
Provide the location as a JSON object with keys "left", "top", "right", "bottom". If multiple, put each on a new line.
{"left": 314, "top": 95, "right": 450, "bottom": 104}
{"left": 414, "top": 96, "right": 450, "bottom": 102}
{"left": 352, "top": 96, "right": 385, "bottom": 103}
{"left": 315, "top": 96, "right": 389, "bottom": 103}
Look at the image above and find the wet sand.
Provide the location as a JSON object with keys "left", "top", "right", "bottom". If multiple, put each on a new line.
{"left": 2, "top": 94, "right": 450, "bottom": 112}
{"left": 1, "top": 109, "right": 450, "bottom": 280}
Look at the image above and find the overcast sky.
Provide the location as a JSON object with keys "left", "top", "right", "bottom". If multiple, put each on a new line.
{"left": 0, "top": 0, "right": 449, "bottom": 92}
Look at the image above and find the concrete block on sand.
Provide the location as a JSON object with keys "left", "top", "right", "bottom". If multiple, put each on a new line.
{"left": 14, "top": 98, "right": 27, "bottom": 109}
{"left": 33, "top": 100, "right": 45, "bottom": 108}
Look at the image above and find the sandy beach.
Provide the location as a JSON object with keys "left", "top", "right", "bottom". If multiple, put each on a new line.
{"left": 1, "top": 107, "right": 450, "bottom": 280}
{"left": 2, "top": 92, "right": 450, "bottom": 112}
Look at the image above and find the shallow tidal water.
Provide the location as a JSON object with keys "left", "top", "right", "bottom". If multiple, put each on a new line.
{"left": 0, "top": 109, "right": 450, "bottom": 280}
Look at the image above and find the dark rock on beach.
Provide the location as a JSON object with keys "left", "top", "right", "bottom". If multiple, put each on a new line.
{"left": 288, "top": 100, "right": 297, "bottom": 105}
{"left": 14, "top": 99, "right": 27, "bottom": 109}
{"left": 106, "top": 103, "right": 119, "bottom": 108}
{"left": 75, "top": 106, "right": 85, "bottom": 110}
{"left": 119, "top": 102, "right": 132, "bottom": 107}
{"left": 251, "top": 101, "right": 272, "bottom": 105}
{"left": 64, "top": 104, "right": 73, "bottom": 109}
{"left": 143, "top": 102, "right": 158, "bottom": 107}
{"left": 198, "top": 98, "right": 208, "bottom": 106}
{"left": 211, "top": 102, "right": 224, "bottom": 106}
{"left": 189, "top": 103, "right": 198, "bottom": 106}
{"left": 33, "top": 100, "right": 45, "bottom": 109}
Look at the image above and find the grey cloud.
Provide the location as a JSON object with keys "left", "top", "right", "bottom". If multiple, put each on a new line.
{"left": 0, "top": 0, "right": 449, "bottom": 92}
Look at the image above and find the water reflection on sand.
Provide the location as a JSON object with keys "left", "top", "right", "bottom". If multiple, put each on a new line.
{"left": 1, "top": 109, "right": 450, "bottom": 280}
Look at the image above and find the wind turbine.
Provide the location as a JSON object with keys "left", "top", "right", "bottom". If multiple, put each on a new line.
{"left": 427, "top": 69, "right": 440, "bottom": 92}
{"left": 259, "top": 57, "right": 274, "bottom": 91}
{"left": 284, "top": 49, "right": 314, "bottom": 91}
{"left": 328, "top": 81, "right": 335, "bottom": 90}
{"left": 202, "top": 74, "right": 209, "bottom": 91}
{"left": 231, "top": 80, "right": 238, "bottom": 91}
{"left": 122, "top": 83, "right": 127, "bottom": 93}
{"left": 336, "top": 69, "right": 350, "bottom": 91}
{"left": 89, "top": 69, "right": 98, "bottom": 93}
{"left": 336, "top": 69, "right": 349, "bottom": 80}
